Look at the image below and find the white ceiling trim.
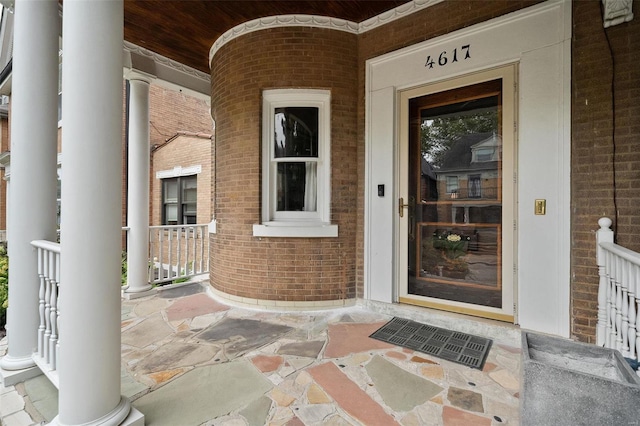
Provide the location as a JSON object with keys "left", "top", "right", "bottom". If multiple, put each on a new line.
{"left": 123, "top": 41, "right": 211, "bottom": 100}
{"left": 208, "top": 0, "right": 445, "bottom": 65}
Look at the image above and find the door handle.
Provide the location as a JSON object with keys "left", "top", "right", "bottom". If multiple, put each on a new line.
{"left": 399, "top": 197, "right": 409, "bottom": 217}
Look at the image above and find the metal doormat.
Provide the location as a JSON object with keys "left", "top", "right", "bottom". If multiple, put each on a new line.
{"left": 369, "top": 317, "right": 492, "bottom": 369}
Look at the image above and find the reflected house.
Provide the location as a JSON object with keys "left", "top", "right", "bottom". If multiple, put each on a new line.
{"left": 434, "top": 132, "right": 501, "bottom": 226}
{"left": 416, "top": 131, "right": 502, "bottom": 307}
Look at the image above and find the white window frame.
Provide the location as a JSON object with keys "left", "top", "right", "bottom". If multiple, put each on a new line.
{"left": 253, "top": 89, "right": 337, "bottom": 238}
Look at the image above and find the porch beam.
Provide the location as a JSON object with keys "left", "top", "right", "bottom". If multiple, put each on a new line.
{"left": 0, "top": 0, "right": 58, "bottom": 383}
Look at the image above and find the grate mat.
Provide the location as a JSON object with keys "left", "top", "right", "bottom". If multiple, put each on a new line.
{"left": 369, "top": 317, "right": 492, "bottom": 369}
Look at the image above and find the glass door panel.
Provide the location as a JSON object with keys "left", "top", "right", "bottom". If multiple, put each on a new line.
{"left": 407, "top": 79, "right": 504, "bottom": 309}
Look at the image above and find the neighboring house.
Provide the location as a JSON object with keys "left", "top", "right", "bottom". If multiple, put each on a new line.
{"left": 1, "top": 1, "right": 638, "bottom": 424}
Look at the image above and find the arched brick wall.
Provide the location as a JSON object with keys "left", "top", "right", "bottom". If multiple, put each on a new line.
{"left": 210, "top": 27, "right": 358, "bottom": 303}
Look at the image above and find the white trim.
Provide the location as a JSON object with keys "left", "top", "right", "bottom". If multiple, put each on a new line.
{"left": 253, "top": 223, "right": 338, "bottom": 238}
{"left": 255, "top": 89, "right": 336, "bottom": 237}
{"left": 155, "top": 165, "right": 201, "bottom": 179}
{"left": 364, "top": 0, "right": 572, "bottom": 337}
{"left": 123, "top": 41, "right": 210, "bottom": 100}
{"left": 208, "top": 0, "right": 446, "bottom": 64}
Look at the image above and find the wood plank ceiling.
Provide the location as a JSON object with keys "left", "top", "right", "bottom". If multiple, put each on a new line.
{"left": 124, "top": 1, "right": 411, "bottom": 73}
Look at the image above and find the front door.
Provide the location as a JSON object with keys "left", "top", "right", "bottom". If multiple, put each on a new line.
{"left": 398, "top": 66, "right": 516, "bottom": 321}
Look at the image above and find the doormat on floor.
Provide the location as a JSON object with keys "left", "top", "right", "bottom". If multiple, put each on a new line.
{"left": 369, "top": 317, "right": 492, "bottom": 369}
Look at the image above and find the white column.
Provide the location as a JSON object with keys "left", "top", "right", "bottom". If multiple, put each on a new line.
{"left": 0, "top": 0, "right": 58, "bottom": 380}
{"left": 55, "top": 1, "right": 134, "bottom": 425}
{"left": 124, "top": 78, "right": 153, "bottom": 296}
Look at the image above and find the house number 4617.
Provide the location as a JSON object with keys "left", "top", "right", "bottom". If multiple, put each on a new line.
{"left": 424, "top": 45, "right": 470, "bottom": 69}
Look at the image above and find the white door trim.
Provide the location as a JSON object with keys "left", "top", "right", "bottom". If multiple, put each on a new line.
{"left": 364, "top": 0, "right": 571, "bottom": 337}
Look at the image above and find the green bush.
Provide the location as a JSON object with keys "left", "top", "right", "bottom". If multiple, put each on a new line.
{"left": 121, "top": 251, "right": 128, "bottom": 286}
{"left": 0, "top": 244, "right": 8, "bottom": 329}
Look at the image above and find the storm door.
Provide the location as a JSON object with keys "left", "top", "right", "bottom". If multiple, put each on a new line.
{"left": 398, "top": 67, "right": 516, "bottom": 321}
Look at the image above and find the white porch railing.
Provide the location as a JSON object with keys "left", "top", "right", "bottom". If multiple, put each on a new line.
{"left": 596, "top": 217, "right": 640, "bottom": 376}
{"left": 31, "top": 239, "right": 61, "bottom": 388}
{"left": 148, "top": 224, "right": 209, "bottom": 285}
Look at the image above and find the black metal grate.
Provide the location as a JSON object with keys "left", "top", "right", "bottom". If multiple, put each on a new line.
{"left": 369, "top": 317, "right": 493, "bottom": 369}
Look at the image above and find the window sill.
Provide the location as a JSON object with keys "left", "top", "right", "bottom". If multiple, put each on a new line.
{"left": 253, "top": 222, "right": 338, "bottom": 238}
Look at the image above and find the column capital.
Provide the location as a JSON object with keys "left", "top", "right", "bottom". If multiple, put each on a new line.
{"left": 124, "top": 69, "right": 155, "bottom": 85}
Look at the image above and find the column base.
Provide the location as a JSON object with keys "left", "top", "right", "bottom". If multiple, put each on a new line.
{"left": 50, "top": 396, "right": 143, "bottom": 426}
{"left": 0, "top": 361, "right": 42, "bottom": 387}
{"left": 122, "top": 286, "right": 156, "bottom": 300}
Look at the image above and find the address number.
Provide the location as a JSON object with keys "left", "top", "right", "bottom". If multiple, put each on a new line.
{"left": 424, "top": 44, "right": 470, "bottom": 69}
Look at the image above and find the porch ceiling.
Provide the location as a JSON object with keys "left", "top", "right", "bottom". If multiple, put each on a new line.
{"left": 124, "top": 0, "right": 412, "bottom": 73}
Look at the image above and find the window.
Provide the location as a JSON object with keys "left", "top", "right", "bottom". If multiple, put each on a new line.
{"left": 446, "top": 176, "right": 459, "bottom": 194}
{"left": 468, "top": 174, "right": 481, "bottom": 198}
{"left": 162, "top": 175, "right": 197, "bottom": 225}
{"left": 254, "top": 89, "right": 337, "bottom": 237}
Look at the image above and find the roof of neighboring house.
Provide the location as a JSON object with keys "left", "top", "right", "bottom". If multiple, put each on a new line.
{"left": 437, "top": 132, "right": 498, "bottom": 173}
{"left": 152, "top": 131, "right": 213, "bottom": 153}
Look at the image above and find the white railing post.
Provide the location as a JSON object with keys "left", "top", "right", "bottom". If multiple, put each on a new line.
{"left": 31, "top": 240, "right": 61, "bottom": 386}
{"left": 597, "top": 217, "right": 614, "bottom": 346}
{"left": 49, "top": 249, "right": 58, "bottom": 370}
{"left": 37, "top": 247, "right": 46, "bottom": 357}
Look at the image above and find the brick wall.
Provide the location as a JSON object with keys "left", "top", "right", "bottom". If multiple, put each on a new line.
{"left": 210, "top": 27, "right": 358, "bottom": 302}
{"left": 571, "top": 1, "right": 640, "bottom": 342}
{"left": 355, "top": 0, "right": 541, "bottom": 298}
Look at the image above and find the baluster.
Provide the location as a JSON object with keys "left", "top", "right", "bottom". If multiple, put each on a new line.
{"left": 43, "top": 254, "right": 52, "bottom": 363}
{"left": 615, "top": 255, "right": 624, "bottom": 351}
{"left": 185, "top": 226, "right": 190, "bottom": 276}
{"left": 171, "top": 227, "right": 182, "bottom": 276}
{"left": 55, "top": 251, "right": 61, "bottom": 371}
{"left": 148, "top": 228, "right": 155, "bottom": 283}
{"left": 628, "top": 264, "right": 638, "bottom": 359}
{"left": 167, "top": 228, "right": 175, "bottom": 278}
{"left": 621, "top": 259, "right": 630, "bottom": 356}
{"left": 191, "top": 226, "right": 196, "bottom": 275}
{"left": 199, "top": 226, "right": 204, "bottom": 274}
{"left": 158, "top": 229, "right": 164, "bottom": 280}
{"left": 49, "top": 252, "right": 58, "bottom": 370}
{"left": 605, "top": 251, "right": 614, "bottom": 348}
{"left": 37, "top": 248, "right": 46, "bottom": 357}
{"left": 596, "top": 218, "right": 614, "bottom": 346}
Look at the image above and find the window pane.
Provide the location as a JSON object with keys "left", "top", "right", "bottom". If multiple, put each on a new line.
{"left": 164, "top": 179, "right": 178, "bottom": 202}
{"left": 468, "top": 175, "right": 481, "bottom": 198}
{"left": 274, "top": 107, "right": 318, "bottom": 158}
{"left": 165, "top": 204, "right": 178, "bottom": 224}
{"left": 183, "top": 202, "right": 196, "bottom": 215}
{"left": 446, "top": 176, "right": 458, "bottom": 194}
{"left": 276, "top": 162, "right": 317, "bottom": 212}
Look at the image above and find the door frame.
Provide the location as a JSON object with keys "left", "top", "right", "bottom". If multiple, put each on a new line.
{"left": 397, "top": 65, "right": 517, "bottom": 322}
{"left": 363, "top": 0, "right": 571, "bottom": 336}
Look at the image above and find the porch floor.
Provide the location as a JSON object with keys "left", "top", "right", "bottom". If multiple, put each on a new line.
{"left": 1, "top": 281, "right": 522, "bottom": 425}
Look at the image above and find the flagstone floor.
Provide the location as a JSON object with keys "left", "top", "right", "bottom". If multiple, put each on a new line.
{"left": 1, "top": 281, "right": 522, "bottom": 425}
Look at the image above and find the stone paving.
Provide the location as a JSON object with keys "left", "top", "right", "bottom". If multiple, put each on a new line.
{"left": 1, "top": 281, "right": 522, "bottom": 425}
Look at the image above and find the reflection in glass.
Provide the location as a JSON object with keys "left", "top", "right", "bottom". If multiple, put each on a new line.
{"left": 408, "top": 80, "right": 503, "bottom": 309}
{"left": 273, "top": 107, "right": 319, "bottom": 213}
{"left": 274, "top": 107, "right": 318, "bottom": 158}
